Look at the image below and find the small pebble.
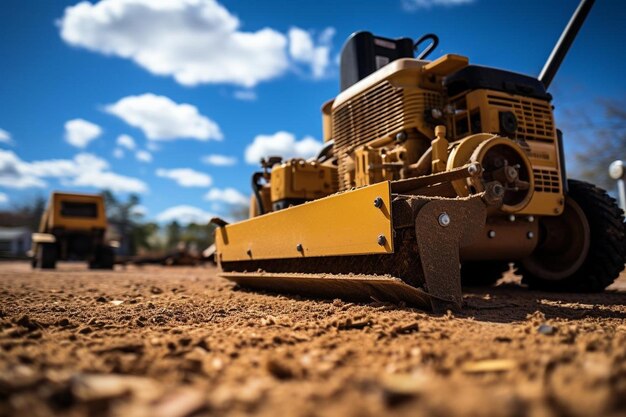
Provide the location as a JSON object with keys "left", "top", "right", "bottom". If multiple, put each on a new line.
{"left": 537, "top": 323, "right": 557, "bottom": 335}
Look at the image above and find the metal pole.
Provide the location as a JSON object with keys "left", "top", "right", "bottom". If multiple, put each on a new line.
{"left": 618, "top": 180, "right": 626, "bottom": 212}
{"left": 609, "top": 160, "right": 626, "bottom": 212}
{"left": 539, "top": 0, "right": 595, "bottom": 89}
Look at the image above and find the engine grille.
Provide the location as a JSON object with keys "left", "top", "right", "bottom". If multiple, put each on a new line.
{"left": 333, "top": 81, "right": 441, "bottom": 190}
{"left": 487, "top": 95, "right": 555, "bottom": 143}
{"left": 533, "top": 168, "right": 560, "bottom": 193}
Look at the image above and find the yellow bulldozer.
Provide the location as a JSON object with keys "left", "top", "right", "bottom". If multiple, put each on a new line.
{"left": 31, "top": 192, "right": 116, "bottom": 270}
{"left": 213, "top": 0, "right": 625, "bottom": 311}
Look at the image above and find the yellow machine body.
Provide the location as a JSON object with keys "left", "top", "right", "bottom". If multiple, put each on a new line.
{"left": 31, "top": 192, "right": 114, "bottom": 270}
{"left": 321, "top": 99, "right": 334, "bottom": 142}
{"left": 332, "top": 57, "right": 453, "bottom": 191}
{"left": 270, "top": 159, "right": 338, "bottom": 206}
{"left": 329, "top": 56, "right": 564, "bottom": 217}
{"left": 40, "top": 192, "right": 107, "bottom": 232}
{"left": 248, "top": 187, "right": 271, "bottom": 218}
{"left": 449, "top": 89, "right": 564, "bottom": 215}
{"left": 216, "top": 55, "right": 558, "bottom": 310}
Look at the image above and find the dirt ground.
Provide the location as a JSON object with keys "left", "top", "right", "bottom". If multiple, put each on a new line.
{"left": 1, "top": 262, "right": 626, "bottom": 417}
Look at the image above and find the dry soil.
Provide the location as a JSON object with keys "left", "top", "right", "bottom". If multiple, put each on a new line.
{"left": 1, "top": 262, "right": 626, "bottom": 417}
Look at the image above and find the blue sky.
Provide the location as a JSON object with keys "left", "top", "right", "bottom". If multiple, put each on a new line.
{"left": 1, "top": 0, "right": 625, "bottom": 223}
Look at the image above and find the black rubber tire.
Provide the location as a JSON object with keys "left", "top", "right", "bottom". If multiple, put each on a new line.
{"left": 89, "top": 246, "right": 115, "bottom": 270}
{"left": 461, "top": 261, "right": 510, "bottom": 287}
{"left": 516, "top": 179, "right": 626, "bottom": 292}
{"left": 37, "top": 243, "right": 57, "bottom": 269}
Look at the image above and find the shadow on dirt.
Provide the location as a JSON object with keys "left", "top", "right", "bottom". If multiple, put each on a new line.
{"left": 233, "top": 280, "right": 626, "bottom": 324}
{"left": 462, "top": 282, "right": 626, "bottom": 323}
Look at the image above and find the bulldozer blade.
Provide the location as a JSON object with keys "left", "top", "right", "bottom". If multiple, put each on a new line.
{"left": 216, "top": 181, "right": 490, "bottom": 312}
{"left": 219, "top": 271, "right": 436, "bottom": 308}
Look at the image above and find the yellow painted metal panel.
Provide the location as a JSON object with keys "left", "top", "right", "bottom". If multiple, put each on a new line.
{"left": 48, "top": 192, "right": 107, "bottom": 231}
{"left": 518, "top": 192, "right": 564, "bottom": 216}
{"left": 216, "top": 181, "right": 393, "bottom": 261}
{"left": 422, "top": 54, "right": 468, "bottom": 76}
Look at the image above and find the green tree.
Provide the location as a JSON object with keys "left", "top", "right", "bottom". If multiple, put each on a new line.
{"left": 133, "top": 222, "right": 161, "bottom": 252}
{"left": 27, "top": 196, "right": 47, "bottom": 231}
{"left": 0, "top": 195, "right": 46, "bottom": 231}
{"left": 102, "top": 191, "right": 147, "bottom": 255}
{"left": 181, "top": 222, "right": 216, "bottom": 249}
{"left": 166, "top": 220, "right": 182, "bottom": 249}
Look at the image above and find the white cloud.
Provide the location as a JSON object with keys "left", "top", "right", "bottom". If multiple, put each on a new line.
{"left": 204, "top": 187, "right": 247, "bottom": 205}
{"left": 135, "top": 150, "right": 152, "bottom": 163}
{"left": 0, "top": 149, "right": 147, "bottom": 193}
{"left": 288, "top": 27, "right": 335, "bottom": 78}
{"left": 53, "top": 153, "right": 147, "bottom": 193}
{"left": 0, "top": 129, "right": 14, "bottom": 145}
{"left": 113, "top": 148, "right": 124, "bottom": 159}
{"left": 156, "top": 168, "right": 212, "bottom": 187}
{"left": 59, "top": 0, "right": 289, "bottom": 88}
{"left": 245, "top": 131, "right": 323, "bottom": 165}
{"left": 58, "top": 0, "right": 336, "bottom": 86}
{"left": 146, "top": 142, "right": 161, "bottom": 152}
{"left": 106, "top": 94, "right": 222, "bottom": 141}
{"left": 116, "top": 134, "right": 136, "bottom": 150}
{"left": 0, "top": 192, "right": 8, "bottom": 205}
{"left": 0, "top": 150, "right": 47, "bottom": 189}
{"left": 201, "top": 154, "right": 237, "bottom": 167}
{"left": 30, "top": 153, "right": 108, "bottom": 177}
{"left": 71, "top": 169, "right": 148, "bottom": 193}
{"left": 64, "top": 118, "right": 103, "bottom": 148}
{"left": 155, "top": 205, "right": 216, "bottom": 225}
{"left": 233, "top": 90, "right": 257, "bottom": 101}
{"left": 132, "top": 204, "right": 148, "bottom": 216}
{"left": 402, "top": 0, "right": 474, "bottom": 10}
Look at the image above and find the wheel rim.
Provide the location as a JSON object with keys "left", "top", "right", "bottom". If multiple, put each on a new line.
{"left": 521, "top": 197, "right": 590, "bottom": 281}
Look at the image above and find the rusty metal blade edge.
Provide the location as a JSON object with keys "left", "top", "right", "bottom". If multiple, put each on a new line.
{"left": 219, "top": 271, "right": 438, "bottom": 309}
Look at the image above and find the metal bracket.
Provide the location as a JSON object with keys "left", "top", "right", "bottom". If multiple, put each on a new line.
{"left": 209, "top": 217, "right": 229, "bottom": 228}
{"left": 414, "top": 196, "right": 486, "bottom": 313}
{"left": 391, "top": 162, "right": 481, "bottom": 194}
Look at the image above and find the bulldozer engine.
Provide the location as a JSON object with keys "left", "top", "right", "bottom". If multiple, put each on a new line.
{"left": 331, "top": 55, "right": 559, "bottom": 218}
{"left": 216, "top": 0, "right": 626, "bottom": 311}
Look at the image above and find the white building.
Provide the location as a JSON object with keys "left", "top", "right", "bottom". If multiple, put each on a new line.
{"left": 0, "top": 227, "right": 31, "bottom": 257}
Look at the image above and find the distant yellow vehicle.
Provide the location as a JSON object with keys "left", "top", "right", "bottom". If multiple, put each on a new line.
{"left": 31, "top": 192, "right": 116, "bottom": 269}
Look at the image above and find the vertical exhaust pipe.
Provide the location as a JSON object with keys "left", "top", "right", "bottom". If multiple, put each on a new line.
{"left": 539, "top": 0, "right": 595, "bottom": 89}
